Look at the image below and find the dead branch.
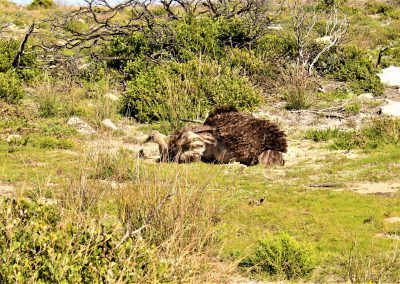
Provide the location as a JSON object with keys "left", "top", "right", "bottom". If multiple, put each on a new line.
{"left": 12, "top": 22, "right": 35, "bottom": 69}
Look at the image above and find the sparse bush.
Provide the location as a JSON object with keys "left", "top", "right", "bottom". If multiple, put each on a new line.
{"left": 121, "top": 59, "right": 262, "bottom": 123}
{"left": 281, "top": 67, "right": 317, "bottom": 110}
{"left": 239, "top": 233, "right": 317, "bottom": 280}
{"left": 38, "top": 95, "right": 59, "bottom": 117}
{"left": 0, "top": 71, "right": 24, "bottom": 104}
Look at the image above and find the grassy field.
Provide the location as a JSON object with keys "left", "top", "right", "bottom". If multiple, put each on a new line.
{"left": 1, "top": 0, "right": 400, "bottom": 282}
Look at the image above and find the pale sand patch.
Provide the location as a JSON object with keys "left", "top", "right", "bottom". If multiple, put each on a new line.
{"left": 385, "top": 217, "right": 400, "bottom": 223}
{"left": 0, "top": 182, "right": 15, "bottom": 197}
{"left": 350, "top": 182, "right": 400, "bottom": 194}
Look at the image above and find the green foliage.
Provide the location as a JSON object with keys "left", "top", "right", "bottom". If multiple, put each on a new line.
{"left": 38, "top": 95, "right": 59, "bottom": 118}
{"left": 0, "top": 71, "right": 24, "bottom": 104}
{"left": 305, "top": 128, "right": 341, "bottom": 142}
{"left": 28, "top": 0, "right": 53, "bottom": 9}
{"left": 121, "top": 59, "right": 262, "bottom": 123}
{"left": 345, "top": 101, "right": 361, "bottom": 115}
{"left": 33, "top": 136, "right": 74, "bottom": 149}
{"left": 0, "top": 198, "right": 166, "bottom": 283}
{"left": 0, "top": 40, "right": 17, "bottom": 73}
{"left": 239, "top": 233, "right": 316, "bottom": 280}
{"left": 306, "top": 118, "right": 400, "bottom": 150}
{"left": 318, "top": 45, "right": 384, "bottom": 95}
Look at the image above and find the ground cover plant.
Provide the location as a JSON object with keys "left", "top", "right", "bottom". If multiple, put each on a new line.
{"left": 0, "top": 0, "right": 400, "bottom": 282}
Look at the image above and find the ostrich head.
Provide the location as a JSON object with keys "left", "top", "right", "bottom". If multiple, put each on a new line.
{"left": 145, "top": 131, "right": 169, "bottom": 161}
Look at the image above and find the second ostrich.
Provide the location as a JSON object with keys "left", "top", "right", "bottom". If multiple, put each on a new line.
{"left": 146, "top": 106, "right": 288, "bottom": 166}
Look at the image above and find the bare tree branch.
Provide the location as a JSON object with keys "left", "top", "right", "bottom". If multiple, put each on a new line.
{"left": 12, "top": 22, "right": 35, "bottom": 68}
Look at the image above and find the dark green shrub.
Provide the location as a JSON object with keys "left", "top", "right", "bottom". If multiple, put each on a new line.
{"left": 121, "top": 59, "right": 262, "bottom": 123}
{"left": 239, "top": 233, "right": 316, "bottom": 280}
{"left": 0, "top": 71, "right": 24, "bottom": 104}
{"left": 28, "top": 0, "right": 53, "bottom": 9}
{"left": 318, "top": 45, "right": 384, "bottom": 95}
{"left": 0, "top": 40, "right": 18, "bottom": 72}
{"left": 106, "top": 17, "right": 223, "bottom": 68}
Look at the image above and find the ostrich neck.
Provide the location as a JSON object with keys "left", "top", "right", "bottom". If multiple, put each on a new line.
{"left": 152, "top": 132, "right": 168, "bottom": 154}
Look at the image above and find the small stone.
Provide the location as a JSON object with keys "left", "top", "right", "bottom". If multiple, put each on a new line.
{"left": 102, "top": 119, "right": 118, "bottom": 130}
{"left": 379, "top": 100, "right": 400, "bottom": 117}
{"left": 385, "top": 217, "right": 400, "bottom": 223}
{"left": 105, "top": 93, "right": 119, "bottom": 101}
{"left": 315, "top": 36, "right": 332, "bottom": 44}
{"left": 67, "top": 117, "right": 96, "bottom": 134}
{"left": 358, "top": 93, "right": 374, "bottom": 100}
{"left": 6, "top": 134, "right": 22, "bottom": 143}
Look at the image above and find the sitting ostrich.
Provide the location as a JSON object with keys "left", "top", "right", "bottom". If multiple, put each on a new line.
{"left": 145, "top": 106, "right": 287, "bottom": 166}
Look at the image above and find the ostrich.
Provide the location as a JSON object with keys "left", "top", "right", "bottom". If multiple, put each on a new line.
{"left": 145, "top": 106, "right": 287, "bottom": 166}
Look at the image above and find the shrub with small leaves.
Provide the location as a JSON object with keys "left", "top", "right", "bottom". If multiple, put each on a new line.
{"left": 239, "top": 233, "right": 317, "bottom": 280}
{"left": 121, "top": 59, "right": 262, "bottom": 123}
{"left": 0, "top": 71, "right": 24, "bottom": 104}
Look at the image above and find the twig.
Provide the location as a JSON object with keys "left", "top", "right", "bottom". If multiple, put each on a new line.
{"left": 177, "top": 117, "right": 204, "bottom": 124}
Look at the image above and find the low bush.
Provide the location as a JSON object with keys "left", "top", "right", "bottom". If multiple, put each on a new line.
{"left": 0, "top": 71, "right": 24, "bottom": 104}
{"left": 318, "top": 45, "right": 384, "bottom": 95}
{"left": 121, "top": 59, "right": 262, "bottom": 123}
{"left": 306, "top": 117, "right": 400, "bottom": 150}
{"left": 239, "top": 233, "right": 316, "bottom": 280}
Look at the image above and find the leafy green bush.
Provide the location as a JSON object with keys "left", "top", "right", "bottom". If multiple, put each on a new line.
{"left": 121, "top": 59, "right": 262, "bottom": 123}
{"left": 28, "top": 0, "right": 53, "bottom": 9}
{"left": 239, "top": 233, "right": 316, "bottom": 280}
{"left": 0, "top": 40, "right": 18, "bottom": 72}
{"left": 318, "top": 45, "right": 384, "bottom": 95}
{"left": 0, "top": 71, "right": 24, "bottom": 104}
{"left": 0, "top": 198, "right": 166, "bottom": 283}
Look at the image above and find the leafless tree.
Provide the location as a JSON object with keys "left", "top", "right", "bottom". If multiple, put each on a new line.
{"left": 41, "top": 0, "right": 273, "bottom": 52}
{"left": 288, "top": 0, "right": 348, "bottom": 75}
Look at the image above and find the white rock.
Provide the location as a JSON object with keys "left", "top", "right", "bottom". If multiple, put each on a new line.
{"left": 105, "top": 93, "right": 119, "bottom": 101}
{"left": 315, "top": 36, "right": 332, "bottom": 44}
{"left": 380, "top": 100, "right": 400, "bottom": 117}
{"left": 378, "top": 66, "right": 400, "bottom": 87}
{"left": 67, "top": 117, "right": 96, "bottom": 134}
{"left": 102, "top": 119, "right": 118, "bottom": 130}
{"left": 386, "top": 217, "right": 400, "bottom": 223}
{"left": 267, "top": 25, "right": 283, "bottom": 30}
{"left": 358, "top": 93, "right": 374, "bottom": 100}
{"left": 6, "top": 134, "right": 22, "bottom": 143}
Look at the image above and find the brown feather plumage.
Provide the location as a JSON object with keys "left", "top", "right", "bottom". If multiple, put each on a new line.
{"left": 204, "top": 106, "right": 287, "bottom": 163}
